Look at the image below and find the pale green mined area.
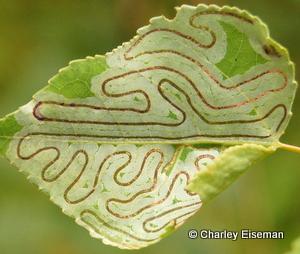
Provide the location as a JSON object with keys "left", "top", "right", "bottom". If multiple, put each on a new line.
{"left": 187, "top": 144, "right": 277, "bottom": 202}
{"left": 3, "top": 4, "right": 294, "bottom": 146}
{"left": 6, "top": 140, "right": 218, "bottom": 249}
{"left": 103, "top": 4, "right": 296, "bottom": 143}
{"left": 216, "top": 21, "right": 267, "bottom": 78}
{"left": 45, "top": 55, "right": 108, "bottom": 98}
{"left": 0, "top": 114, "right": 22, "bottom": 155}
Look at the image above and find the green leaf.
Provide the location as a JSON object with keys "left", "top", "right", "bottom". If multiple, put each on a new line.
{"left": 45, "top": 55, "right": 108, "bottom": 98}
{"left": 187, "top": 144, "right": 276, "bottom": 202}
{"left": 216, "top": 21, "right": 268, "bottom": 78}
{"left": 0, "top": 4, "right": 297, "bottom": 249}
{"left": 0, "top": 114, "right": 22, "bottom": 154}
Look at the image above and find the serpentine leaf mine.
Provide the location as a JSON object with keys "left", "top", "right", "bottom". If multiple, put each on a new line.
{"left": 0, "top": 4, "right": 297, "bottom": 249}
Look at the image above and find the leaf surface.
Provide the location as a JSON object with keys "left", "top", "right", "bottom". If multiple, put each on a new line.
{"left": 0, "top": 4, "right": 297, "bottom": 249}
{"left": 187, "top": 144, "right": 276, "bottom": 202}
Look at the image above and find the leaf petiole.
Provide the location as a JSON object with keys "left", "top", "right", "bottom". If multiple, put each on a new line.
{"left": 279, "top": 143, "right": 300, "bottom": 155}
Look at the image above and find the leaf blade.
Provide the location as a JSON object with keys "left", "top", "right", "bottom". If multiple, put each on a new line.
{"left": 0, "top": 3, "right": 298, "bottom": 249}
{"left": 187, "top": 144, "right": 276, "bottom": 202}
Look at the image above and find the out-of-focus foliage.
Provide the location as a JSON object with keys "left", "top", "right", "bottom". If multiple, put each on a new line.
{"left": 286, "top": 238, "right": 300, "bottom": 254}
{"left": 0, "top": 1, "right": 299, "bottom": 254}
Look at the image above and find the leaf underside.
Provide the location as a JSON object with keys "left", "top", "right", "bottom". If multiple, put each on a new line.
{"left": 0, "top": 4, "right": 297, "bottom": 249}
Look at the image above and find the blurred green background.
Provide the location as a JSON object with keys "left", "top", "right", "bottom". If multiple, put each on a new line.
{"left": 0, "top": 0, "right": 299, "bottom": 254}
